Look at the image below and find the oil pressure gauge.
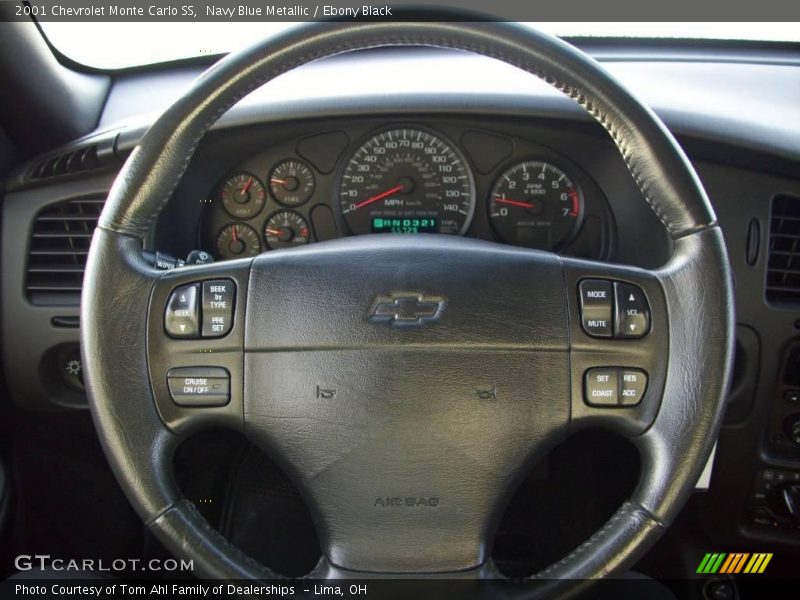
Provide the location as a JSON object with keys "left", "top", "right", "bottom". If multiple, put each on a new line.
{"left": 216, "top": 223, "right": 262, "bottom": 259}
{"left": 488, "top": 161, "right": 584, "bottom": 250}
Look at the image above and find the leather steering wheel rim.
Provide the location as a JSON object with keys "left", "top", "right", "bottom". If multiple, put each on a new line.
{"left": 81, "top": 21, "right": 734, "bottom": 596}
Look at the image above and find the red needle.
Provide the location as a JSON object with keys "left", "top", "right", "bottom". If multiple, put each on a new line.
{"left": 240, "top": 178, "right": 253, "bottom": 195}
{"left": 354, "top": 184, "right": 405, "bottom": 210}
{"left": 270, "top": 178, "right": 288, "bottom": 186}
{"left": 495, "top": 197, "right": 537, "bottom": 209}
{"left": 231, "top": 226, "right": 239, "bottom": 243}
{"left": 265, "top": 228, "right": 282, "bottom": 236}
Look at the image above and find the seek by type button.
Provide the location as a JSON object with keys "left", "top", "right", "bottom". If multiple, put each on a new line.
{"left": 202, "top": 279, "right": 235, "bottom": 337}
{"left": 579, "top": 279, "right": 613, "bottom": 337}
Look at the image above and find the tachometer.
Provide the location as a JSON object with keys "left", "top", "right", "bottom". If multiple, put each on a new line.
{"left": 338, "top": 128, "right": 475, "bottom": 235}
{"left": 488, "top": 161, "right": 584, "bottom": 250}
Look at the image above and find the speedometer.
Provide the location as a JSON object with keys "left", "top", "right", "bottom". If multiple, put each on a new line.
{"left": 338, "top": 128, "right": 475, "bottom": 236}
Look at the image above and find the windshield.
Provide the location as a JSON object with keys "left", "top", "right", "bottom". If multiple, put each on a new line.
{"left": 40, "top": 22, "right": 800, "bottom": 70}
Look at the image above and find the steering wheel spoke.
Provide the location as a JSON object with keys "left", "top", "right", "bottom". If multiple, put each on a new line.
{"left": 561, "top": 256, "right": 670, "bottom": 438}
{"left": 146, "top": 258, "right": 251, "bottom": 434}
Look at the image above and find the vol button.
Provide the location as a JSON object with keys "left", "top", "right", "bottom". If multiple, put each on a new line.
{"left": 614, "top": 282, "right": 650, "bottom": 338}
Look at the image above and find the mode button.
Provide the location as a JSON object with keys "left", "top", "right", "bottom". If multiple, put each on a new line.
{"left": 579, "top": 279, "right": 613, "bottom": 338}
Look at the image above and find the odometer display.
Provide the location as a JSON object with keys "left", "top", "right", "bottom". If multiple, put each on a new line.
{"left": 372, "top": 217, "right": 437, "bottom": 234}
{"left": 338, "top": 128, "right": 475, "bottom": 236}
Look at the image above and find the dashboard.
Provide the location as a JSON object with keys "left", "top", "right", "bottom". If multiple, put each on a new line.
{"left": 158, "top": 114, "right": 665, "bottom": 270}
{"left": 2, "top": 43, "right": 800, "bottom": 563}
{"left": 201, "top": 123, "right": 607, "bottom": 260}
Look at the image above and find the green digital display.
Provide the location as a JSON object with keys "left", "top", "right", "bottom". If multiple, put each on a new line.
{"left": 371, "top": 217, "right": 438, "bottom": 234}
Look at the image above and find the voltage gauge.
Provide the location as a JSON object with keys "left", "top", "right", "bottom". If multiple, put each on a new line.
{"left": 219, "top": 172, "right": 266, "bottom": 219}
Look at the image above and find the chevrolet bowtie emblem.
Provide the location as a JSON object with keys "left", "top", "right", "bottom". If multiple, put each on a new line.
{"left": 369, "top": 295, "right": 446, "bottom": 326}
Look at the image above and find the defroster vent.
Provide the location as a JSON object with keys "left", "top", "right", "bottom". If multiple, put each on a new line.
{"left": 26, "top": 197, "right": 105, "bottom": 304}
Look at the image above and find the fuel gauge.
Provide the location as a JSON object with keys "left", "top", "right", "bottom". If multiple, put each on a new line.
{"left": 269, "top": 160, "right": 315, "bottom": 207}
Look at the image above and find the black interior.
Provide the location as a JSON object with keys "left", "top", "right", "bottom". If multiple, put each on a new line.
{"left": 0, "top": 17, "right": 798, "bottom": 598}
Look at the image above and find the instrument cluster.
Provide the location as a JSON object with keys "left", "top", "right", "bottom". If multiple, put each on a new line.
{"left": 201, "top": 124, "right": 610, "bottom": 261}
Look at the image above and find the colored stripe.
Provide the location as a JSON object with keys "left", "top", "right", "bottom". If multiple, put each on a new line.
{"left": 702, "top": 553, "right": 720, "bottom": 574}
{"left": 696, "top": 553, "right": 713, "bottom": 574}
{"left": 758, "top": 553, "right": 773, "bottom": 574}
{"left": 733, "top": 553, "right": 750, "bottom": 573}
{"left": 719, "top": 554, "right": 736, "bottom": 574}
{"left": 710, "top": 553, "right": 727, "bottom": 574}
{"left": 743, "top": 554, "right": 759, "bottom": 574}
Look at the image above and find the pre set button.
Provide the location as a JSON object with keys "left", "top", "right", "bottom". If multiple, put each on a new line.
{"left": 165, "top": 279, "right": 237, "bottom": 339}
{"left": 202, "top": 279, "right": 235, "bottom": 337}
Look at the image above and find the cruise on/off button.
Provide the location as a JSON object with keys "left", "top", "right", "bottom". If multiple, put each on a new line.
{"left": 167, "top": 366, "right": 230, "bottom": 407}
{"left": 578, "top": 279, "right": 613, "bottom": 337}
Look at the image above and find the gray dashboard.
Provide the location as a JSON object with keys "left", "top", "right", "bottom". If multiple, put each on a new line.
{"left": 2, "top": 42, "right": 800, "bottom": 552}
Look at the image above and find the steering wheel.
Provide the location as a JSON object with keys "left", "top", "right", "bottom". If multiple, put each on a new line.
{"left": 81, "top": 21, "right": 734, "bottom": 596}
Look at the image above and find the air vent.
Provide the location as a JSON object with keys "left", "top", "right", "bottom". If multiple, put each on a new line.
{"left": 29, "top": 144, "right": 106, "bottom": 182}
{"left": 26, "top": 197, "right": 105, "bottom": 305}
{"left": 766, "top": 194, "right": 800, "bottom": 305}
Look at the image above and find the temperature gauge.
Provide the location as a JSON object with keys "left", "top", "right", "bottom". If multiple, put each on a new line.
{"left": 264, "top": 211, "right": 311, "bottom": 249}
{"left": 215, "top": 223, "right": 262, "bottom": 259}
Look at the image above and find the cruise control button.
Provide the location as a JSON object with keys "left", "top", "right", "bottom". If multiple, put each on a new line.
{"left": 167, "top": 367, "right": 230, "bottom": 407}
{"left": 579, "top": 279, "right": 613, "bottom": 338}
{"left": 202, "top": 279, "right": 235, "bottom": 337}
{"left": 614, "top": 282, "right": 650, "bottom": 338}
{"left": 585, "top": 368, "right": 618, "bottom": 406}
{"left": 165, "top": 283, "right": 199, "bottom": 338}
{"left": 620, "top": 369, "right": 648, "bottom": 406}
